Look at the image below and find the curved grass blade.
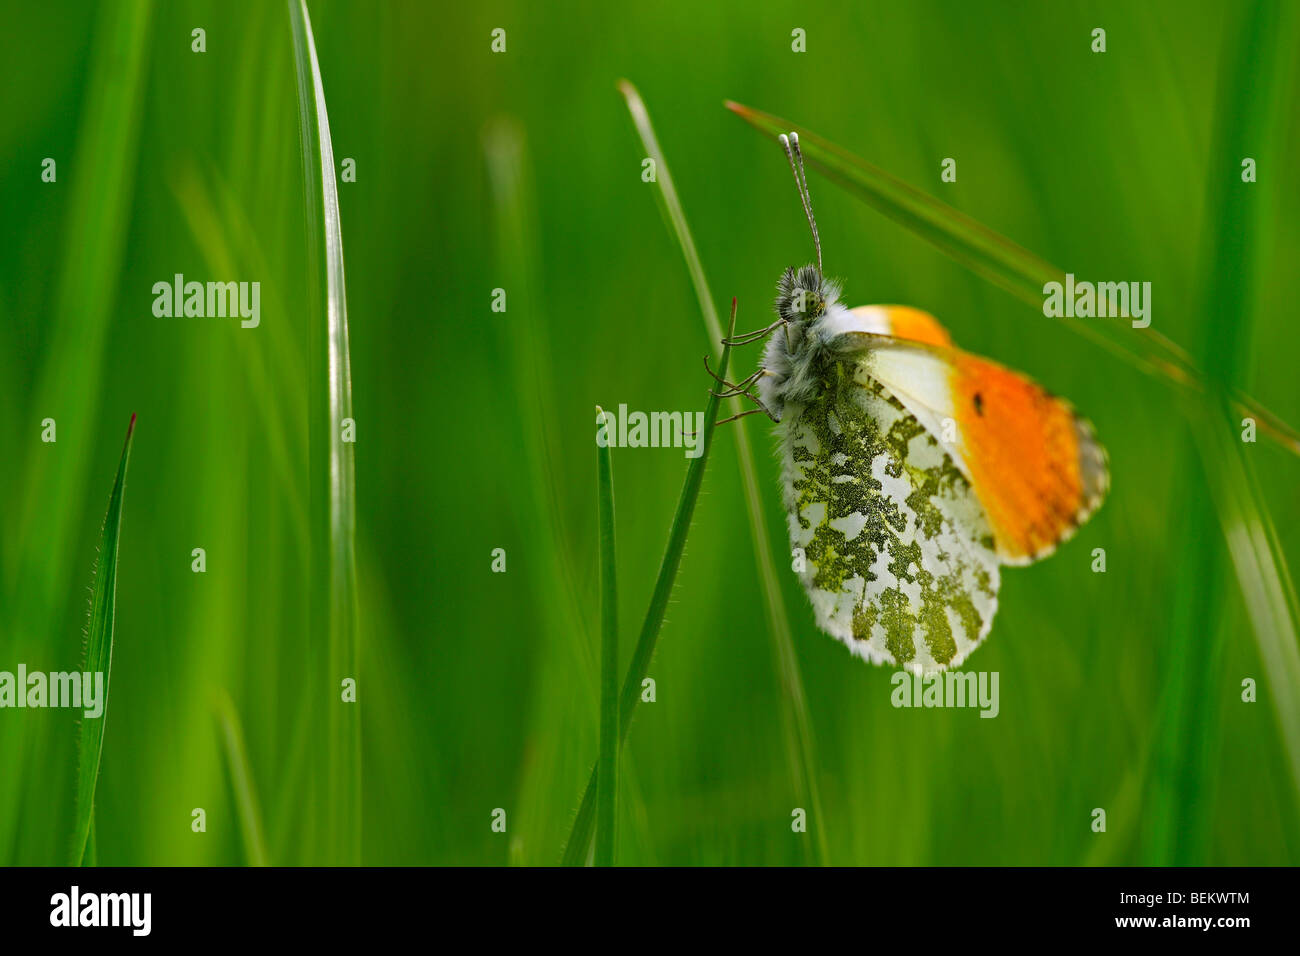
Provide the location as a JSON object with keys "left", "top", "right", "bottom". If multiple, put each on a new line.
{"left": 725, "top": 100, "right": 1300, "bottom": 457}
{"left": 1202, "top": 430, "right": 1300, "bottom": 796}
{"left": 563, "top": 301, "right": 757, "bottom": 864}
{"left": 214, "top": 690, "right": 271, "bottom": 866}
{"left": 71, "top": 413, "right": 135, "bottom": 866}
{"left": 594, "top": 408, "right": 619, "bottom": 867}
{"left": 620, "top": 81, "right": 829, "bottom": 864}
{"left": 288, "top": 0, "right": 361, "bottom": 865}
{"left": 1146, "top": 1, "right": 1300, "bottom": 858}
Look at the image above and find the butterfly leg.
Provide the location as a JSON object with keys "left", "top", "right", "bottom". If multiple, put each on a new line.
{"left": 687, "top": 362, "right": 779, "bottom": 439}
{"left": 686, "top": 404, "right": 777, "bottom": 440}
{"left": 715, "top": 406, "right": 778, "bottom": 427}
{"left": 722, "top": 317, "right": 787, "bottom": 346}
{"left": 701, "top": 355, "right": 779, "bottom": 424}
{"left": 703, "top": 355, "right": 765, "bottom": 397}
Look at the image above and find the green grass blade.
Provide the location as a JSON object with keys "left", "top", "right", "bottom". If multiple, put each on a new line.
{"left": 1194, "top": 7, "right": 1300, "bottom": 803}
{"left": 0, "top": 0, "right": 151, "bottom": 865}
{"left": 288, "top": 0, "right": 361, "bottom": 865}
{"left": 484, "top": 118, "right": 610, "bottom": 863}
{"left": 83, "top": 819, "right": 97, "bottom": 867}
{"left": 214, "top": 690, "right": 271, "bottom": 866}
{"left": 620, "top": 81, "right": 829, "bottom": 864}
{"left": 1202, "top": 433, "right": 1300, "bottom": 796}
{"left": 563, "top": 301, "right": 744, "bottom": 865}
{"left": 1146, "top": 1, "right": 1300, "bottom": 858}
{"left": 594, "top": 408, "right": 619, "bottom": 867}
{"left": 725, "top": 100, "right": 1300, "bottom": 458}
{"left": 6, "top": 0, "right": 152, "bottom": 608}
{"left": 71, "top": 413, "right": 135, "bottom": 866}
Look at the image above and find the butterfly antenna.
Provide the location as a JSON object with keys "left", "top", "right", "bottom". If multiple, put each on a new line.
{"left": 780, "top": 132, "right": 822, "bottom": 280}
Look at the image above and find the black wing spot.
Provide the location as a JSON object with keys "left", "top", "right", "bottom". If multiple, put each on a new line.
{"left": 973, "top": 392, "right": 985, "bottom": 416}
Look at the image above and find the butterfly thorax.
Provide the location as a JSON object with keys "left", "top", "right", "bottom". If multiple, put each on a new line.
{"left": 757, "top": 264, "right": 848, "bottom": 421}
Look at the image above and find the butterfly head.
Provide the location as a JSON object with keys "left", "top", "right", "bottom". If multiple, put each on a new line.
{"left": 756, "top": 132, "right": 847, "bottom": 419}
{"left": 775, "top": 264, "right": 840, "bottom": 325}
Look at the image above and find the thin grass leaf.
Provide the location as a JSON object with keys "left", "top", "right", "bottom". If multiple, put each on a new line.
{"left": 1202, "top": 430, "right": 1300, "bottom": 795}
{"left": 6, "top": 0, "right": 152, "bottom": 608}
{"left": 725, "top": 100, "right": 1300, "bottom": 457}
{"left": 0, "top": 0, "right": 151, "bottom": 865}
{"left": 563, "top": 300, "right": 746, "bottom": 865}
{"left": 83, "top": 819, "right": 97, "bottom": 868}
{"left": 484, "top": 118, "right": 612, "bottom": 863}
{"left": 620, "top": 81, "right": 829, "bottom": 864}
{"left": 288, "top": 0, "right": 361, "bottom": 865}
{"left": 1146, "top": 1, "right": 1300, "bottom": 857}
{"left": 71, "top": 413, "right": 135, "bottom": 866}
{"left": 1191, "top": 1, "right": 1300, "bottom": 803}
{"left": 594, "top": 408, "right": 620, "bottom": 867}
{"left": 214, "top": 690, "right": 271, "bottom": 866}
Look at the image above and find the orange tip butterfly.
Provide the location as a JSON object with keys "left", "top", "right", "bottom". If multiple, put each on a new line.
{"left": 716, "top": 132, "right": 1109, "bottom": 674}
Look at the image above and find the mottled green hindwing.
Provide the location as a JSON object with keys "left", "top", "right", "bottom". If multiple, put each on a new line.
{"left": 780, "top": 362, "right": 1000, "bottom": 673}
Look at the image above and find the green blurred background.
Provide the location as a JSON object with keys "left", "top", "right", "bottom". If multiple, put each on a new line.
{"left": 2, "top": 0, "right": 1298, "bottom": 865}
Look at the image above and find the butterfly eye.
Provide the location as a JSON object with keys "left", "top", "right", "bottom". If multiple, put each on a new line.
{"left": 790, "top": 289, "right": 823, "bottom": 317}
{"left": 776, "top": 268, "right": 831, "bottom": 323}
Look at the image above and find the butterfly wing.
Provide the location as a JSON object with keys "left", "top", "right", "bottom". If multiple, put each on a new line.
{"left": 831, "top": 304, "right": 955, "bottom": 349}
{"left": 828, "top": 318, "right": 1109, "bottom": 565}
{"left": 781, "top": 363, "right": 1001, "bottom": 674}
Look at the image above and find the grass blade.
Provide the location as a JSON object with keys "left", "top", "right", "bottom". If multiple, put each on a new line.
{"left": 725, "top": 99, "right": 1300, "bottom": 457}
{"left": 594, "top": 408, "right": 620, "bottom": 867}
{"left": 0, "top": 0, "right": 151, "bottom": 865}
{"left": 485, "top": 118, "right": 611, "bottom": 862}
{"left": 83, "top": 820, "right": 97, "bottom": 867}
{"left": 620, "top": 81, "right": 829, "bottom": 864}
{"left": 1203, "top": 432, "right": 1300, "bottom": 796}
{"left": 288, "top": 0, "right": 361, "bottom": 865}
{"left": 563, "top": 301, "right": 743, "bottom": 865}
{"left": 71, "top": 413, "right": 135, "bottom": 865}
{"left": 1147, "top": 1, "right": 1300, "bottom": 858}
{"left": 1194, "top": 3, "right": 1300, "bottom": 802}
{"left": 214, "top": 690, "right": 271, "bottom": 866}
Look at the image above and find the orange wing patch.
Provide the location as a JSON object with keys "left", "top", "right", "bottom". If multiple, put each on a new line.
{"left": 950, "top": 355, "right": 1107, "bottom": 564}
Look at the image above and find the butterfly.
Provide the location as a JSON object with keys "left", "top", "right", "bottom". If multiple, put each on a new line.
{"left": 713, "top": 133, "right": 1108, "bottom": 675}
